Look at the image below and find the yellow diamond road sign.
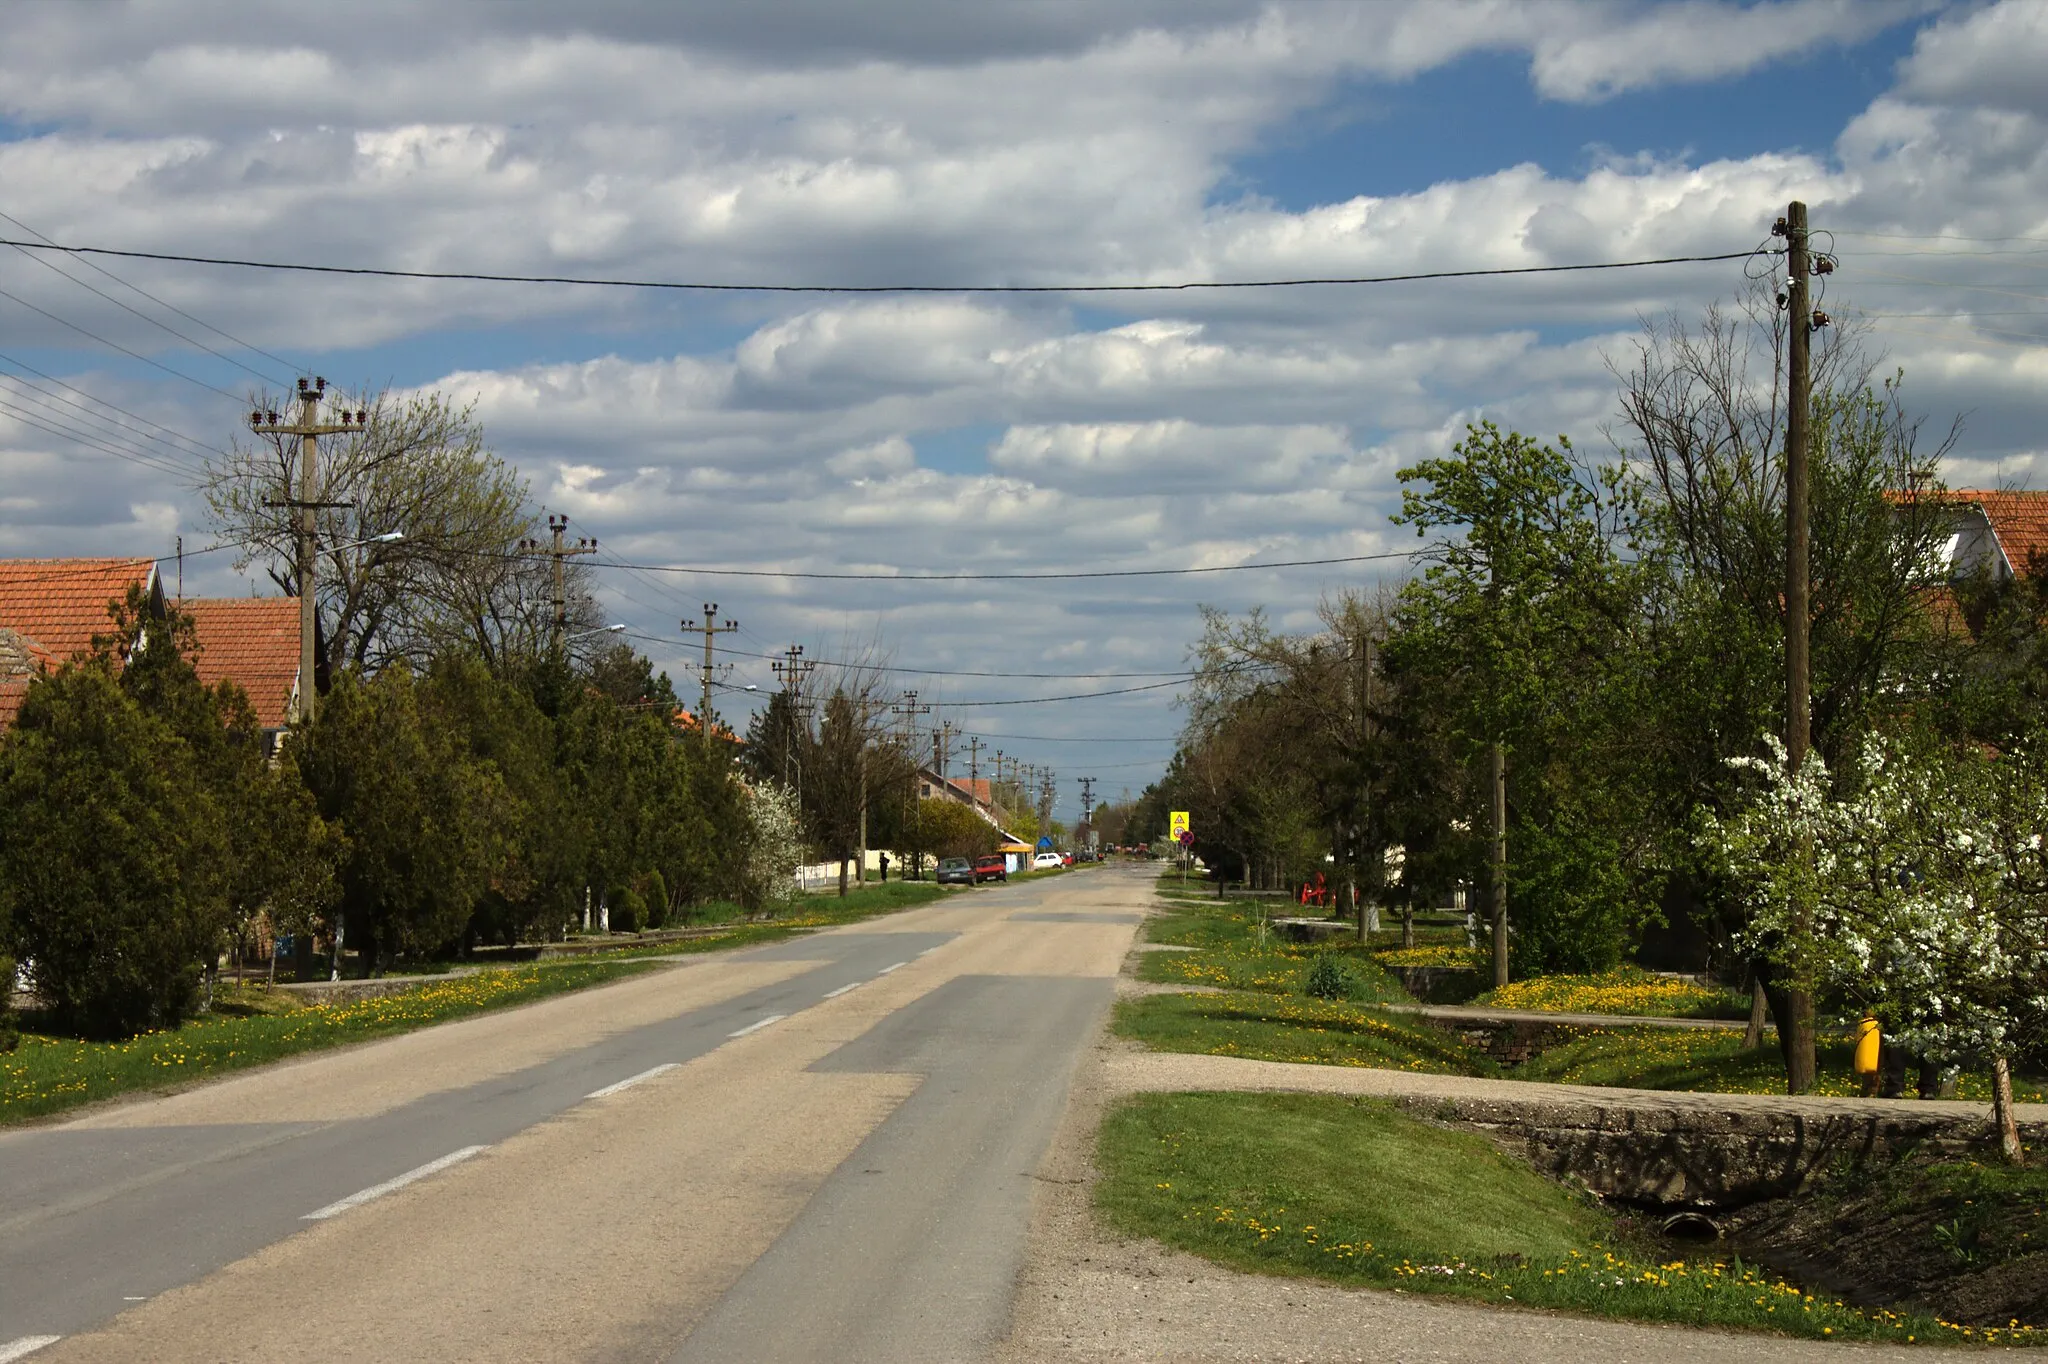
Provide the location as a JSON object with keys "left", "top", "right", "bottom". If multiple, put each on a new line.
{"left": 1169, "top": 811, "right": 1191, "bottom": 841}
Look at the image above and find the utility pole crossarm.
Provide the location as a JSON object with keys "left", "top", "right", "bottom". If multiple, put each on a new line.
{"left": 679, "top": 603, "right": 741, "bottom": 756}
{"left": 519, "top": 514, "right": 597, "bottom": 656}
{"left": 249, "top": 375, "right": 371, "bottom": 727}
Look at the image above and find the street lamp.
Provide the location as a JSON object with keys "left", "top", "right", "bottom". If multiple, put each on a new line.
{"left": 567, "top": 622, "right": 627, "bottom": 641}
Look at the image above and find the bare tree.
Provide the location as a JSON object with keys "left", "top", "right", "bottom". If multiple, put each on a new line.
{"left": 204, "top": 387, "right": 593, "bottom": 681}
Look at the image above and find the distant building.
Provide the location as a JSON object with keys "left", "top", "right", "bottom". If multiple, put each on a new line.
{"left": 0, "top": 558, "right": 304, "bottom": 747}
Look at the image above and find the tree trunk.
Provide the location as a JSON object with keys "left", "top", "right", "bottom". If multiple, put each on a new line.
{"left": 1743, "top": 974, "right": 1767, "bottom": 1050}
{"left": 838, "top": 857, "right": 849, "bottom": 897}
{"left": 1880, "top": 1040, "right": 1908, "bottom": 1099}
{"left": 1401, "top": 904, "right": 1414, "bottom": 950}
{"left": 1992, "top": 1054, "right": 2025, "bottom": 1166}
{"left": 1783, "top": 989, "right": 1817, "bottom": 1095}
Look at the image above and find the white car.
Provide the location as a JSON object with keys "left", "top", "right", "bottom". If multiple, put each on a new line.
{"left": 1032, "top": 851, "right": 1065, "bottom": 871}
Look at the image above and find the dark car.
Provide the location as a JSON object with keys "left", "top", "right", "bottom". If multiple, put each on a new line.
{"left": 936, "top": 857, "right": 975, "bottom": 886}
{"left": 971, "top": 854, "right": 1008, "bottom": 883}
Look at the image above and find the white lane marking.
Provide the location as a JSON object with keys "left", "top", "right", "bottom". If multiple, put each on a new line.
{"left": 585, "top": 1063, "right": 679, "bottom": 1099}
{"left": 302, "top": 1145, "right": 488, "bottom": 1221}
{"left": 917, "top": 946, "right": 940, "bottom": 957}
{"left": 122, "top": 1296, "right": 147, "bottom": 1301}
{"left": 727, "top": 1013, "right": 787, "bottom": 1038}
{"left": 877, "top": 961, "right": 909, "bottom": 975}
{"left": 0, "top": 1338, "right": 63, "bottom": 1363}
{"left": 823, "top": 982, "right": 860, "bottom": 999}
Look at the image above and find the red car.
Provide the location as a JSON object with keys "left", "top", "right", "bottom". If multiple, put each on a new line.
{"left": 971, "top": 854, "right": 1008, "bottom": 883}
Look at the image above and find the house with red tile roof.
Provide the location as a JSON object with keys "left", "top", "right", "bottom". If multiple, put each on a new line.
{"left": 1926, "top": 489, "right": 2048, "bottom": 584}
{"left": 0, "top": 559, "right": 304, "bottom": 743}
{"left": 182, "top": 597, "right": 302, "bottom": 737}
{"left": 0, "top": 558, "right": 159, "bottom": 732}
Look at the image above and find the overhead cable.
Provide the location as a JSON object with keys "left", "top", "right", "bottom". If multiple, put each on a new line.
{"left": 0, "top": 238, "right": 1756, "bottom": 295}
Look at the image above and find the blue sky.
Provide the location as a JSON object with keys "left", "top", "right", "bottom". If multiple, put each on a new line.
{"left": 2, "top": 1, "right": 2044, "bottom": 816}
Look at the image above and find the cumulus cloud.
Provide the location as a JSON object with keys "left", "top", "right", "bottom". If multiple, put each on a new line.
{"left": 1, "top": 1, "right": 2044, "bottom": 786}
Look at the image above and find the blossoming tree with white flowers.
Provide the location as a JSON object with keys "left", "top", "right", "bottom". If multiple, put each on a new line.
{"left": 1703, "top": 733, "right": 2048, "bottom": 1164}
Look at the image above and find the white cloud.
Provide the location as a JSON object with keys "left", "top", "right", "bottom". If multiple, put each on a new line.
{"left": 3, "top": 1, "right": 2045, "bottom": 791}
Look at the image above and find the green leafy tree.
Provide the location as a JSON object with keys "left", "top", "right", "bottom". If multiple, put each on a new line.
{"left": 916, "top": 797, "right": 1001, "bottom": 861}
{"left": 294, "top": 667, "right": 512, "bottom": 974}
{"left": 1388, "top": 421, "right": 1650, "bottom": 981}
{"left": 0, "top": 666, "right": 230, "bottom": 1037}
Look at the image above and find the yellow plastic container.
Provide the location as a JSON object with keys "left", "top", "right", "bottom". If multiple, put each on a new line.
{"left": 1852, "top": 1015, "right": 1882, "bottom": 1075}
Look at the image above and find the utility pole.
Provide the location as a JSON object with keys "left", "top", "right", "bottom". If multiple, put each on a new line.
{"left": 1360, "top": 632, "right": 1382, "bottom": 942}
{"left": 253, "top": 376, "right": 363, "bottom": 726}
{"left": 771, "top": 644, "right": 815, "bottom": 791}
{"left": 680, "top": 603, "right": 740, "bottom": 758}
{"left": 932, "top": 719, "right": 955, "bottom": 779}
{"left": 518, "top": 513, "right": 596, "bottom": 655}
{"left": 1776, "top": 200, "right": 1821, "bottom": 1094}
{"left": 1489, "top": 744, "right": 1508, "bottom": 989}
{"left": 966, "top": 736, "right": 983, "bottom": 799}
{"left": 1078, "top": 776, "right": 1095, "bottom": 853}
{"left": 891, "top": 690, "right": 932, "bottom": 878}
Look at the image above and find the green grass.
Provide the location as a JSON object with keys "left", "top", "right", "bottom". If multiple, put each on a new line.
{"left": 490, "top": 881, "right": 955, "bottom": 964}
{"left": 1134, "top": 887, "right": 2048, "bottom": 1103}
{"left": 1518, "top": 1027, "right": 2048, "bottom": 1103}
{"left": 1116, "top": 992, "right": 1493, "bottom": 1074}
{"left": 1136, "top": 897, "right": 1409, "bottom": 1003}
{"left": 2, "top": 959, "right": 660, "bottom": 1125}
{"left": 1474, "top": 967, "right": 1748, "bottom": 1020}
{"left": 1097, "top": 1091, "right": 2032, "bottom": 1346}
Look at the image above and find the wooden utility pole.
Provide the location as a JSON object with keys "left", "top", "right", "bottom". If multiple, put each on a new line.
{"left": 1489, "top": 743, "right": 1509, "bottom": 989}
{"left": 1359, "top": 632, "right": 1379, "bottom": 942}
{"left": 1778, "top": 199, "right": 1819, "bottom": 1094}
{"left": 1078, "top": 776, "right": 1095, "bottom": 852}
{"left": 252, "top": 376, "right": 363, "bottom": 725}
{"left": 891, "top": 690, "right": 931, "bottom": 877}
{"left": 771, "top": 643, "right": 814, "bottom": 791}
{"left": 932, "top": 720, "right": 954, "bottom": 779}
{"left": 680, "top": 603, "right": 739, "bottom": 758}
{"left": 518, "top": 514, "right": 596, "bottom": 655}
{"left": 966, "top": 736, "right": 983, "bottom": 795}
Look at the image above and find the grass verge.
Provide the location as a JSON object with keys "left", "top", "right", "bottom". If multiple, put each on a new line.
{"left": 1132, "top": 889, "right": 2048, "bottom": 1102}
{"left": 2, "top": 959, "right": 659, "bottom": 1126}
{"left": 1115, "top": 992, "right": 1491, "bottom": 1074}
{"left": 1474, "top": 967, "right": 1747, "bottom": 1020}
{"left": 1097, "top": 1091, "right": 2032, "bottom": 1346}
{"left": 489, "top": 881, "right": 955, "bottom": 964}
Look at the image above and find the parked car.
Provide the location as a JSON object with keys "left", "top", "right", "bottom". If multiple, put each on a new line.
{"left": 936, "top": 857, "right": 975, "bottom": 886}
{"left": 971, "top": 854, "right": 1008, "bottom": 883}
{"left": 1061, "top": 852, "right": 1074, "bottom": 867}
{"left": 1032, "top": 851, "right": 1064, "bottom": 871}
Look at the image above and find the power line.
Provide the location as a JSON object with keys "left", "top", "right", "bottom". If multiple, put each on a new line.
{"left": 0, "top": 238, "right": 1757, "bottom": 295}
{"left": 0, "top": 283, "right": 248, "bottom": 404}
{"left": 0, "top": 209, "right": 306, "bottom": 377}
{"left": 0, "top": 215, "right": 293, "bottom": 388}
{"left": 0, "top": 375, "right": 209, "bottom": 479}
{"left": 590, "top": 547, "right": 1418, "bottom": 582}
{"left": 0, "top": 541, "right": 238, "bottom": 583}
{"left": 933, "top": 676, "right": 1200, "bottom": 708}
{"left": 0, "top": 350, "right": 226, "bottom": 462}
{"left": 622, "top": 629, "right": 1215, "bottom": 683}
{"left": 0, "top": 394, "right": 203, "bottom": 483}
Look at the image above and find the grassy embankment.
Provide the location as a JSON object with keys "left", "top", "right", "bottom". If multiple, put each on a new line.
{"left": 2, "top": 959, "right": 653, "bottom": 1125}
{"left": 1120, "top": 890, "right": 2045, "bottom": 1101}
{"left": 1097, "top": 1091, "right": 2037, "bottom": 1346}
{"left": 581, "top": 879, "right": 950, "bottom": 960}
{"left": 2, "top": 880, "right": 951, "bottom": 1126}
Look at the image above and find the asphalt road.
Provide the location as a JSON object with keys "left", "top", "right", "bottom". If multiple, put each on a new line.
{"left": 0, "top": 867, "right": 1147, "bottom": 1364}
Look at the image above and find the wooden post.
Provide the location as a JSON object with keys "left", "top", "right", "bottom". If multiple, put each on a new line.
{"left": 1781, "top": 200, "right": 1818, "bottom": 1095}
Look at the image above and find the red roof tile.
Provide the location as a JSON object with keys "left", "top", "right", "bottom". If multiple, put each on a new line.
{"left": 183, "top": 597, "right": 302, "bottom": 729}
{"left": 1952, "top": 490, "right": 2048, "bottom": 576}
{"left": 0, "top": 558, "right": 156, "bottom": 664}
